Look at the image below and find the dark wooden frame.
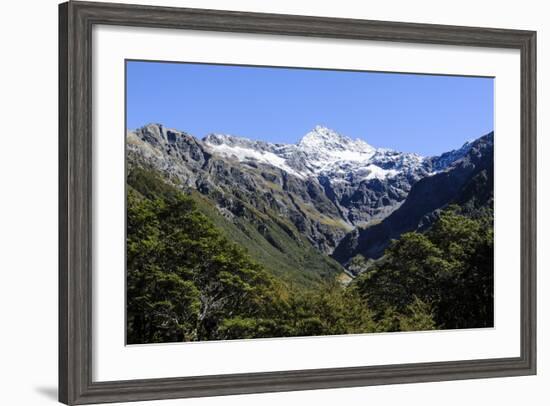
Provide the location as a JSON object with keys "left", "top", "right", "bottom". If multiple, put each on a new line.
{"left": 59, "top": 1, "right": 537, "bottom": 404}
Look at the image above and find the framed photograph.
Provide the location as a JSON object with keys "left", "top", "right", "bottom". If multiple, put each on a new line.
{"left": 59, "top": 1, "right": 536, "bottom": 404}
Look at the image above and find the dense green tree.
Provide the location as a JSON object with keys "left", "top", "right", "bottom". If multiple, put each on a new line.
{"left": 374, "top": 297, "right": 436, "bottom": 333}
{"left": 127, "top": 182, "right": 283, "bottom": 343}
{"left": 355, "top": 208, "right": 493, "bottom": 329}
{"left": 127, "top": 167, "right": 490, "bottom": 343}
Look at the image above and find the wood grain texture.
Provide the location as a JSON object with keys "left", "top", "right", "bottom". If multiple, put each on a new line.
{"left": 58, "top": 1, "right": 537, "bottom": 404}
{"left": 58, "top": 2, "right": 69, "bottom": 404}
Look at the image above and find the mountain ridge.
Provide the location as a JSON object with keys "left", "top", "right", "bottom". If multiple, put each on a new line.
{"left": 127, "top": 123, "right": 492, "bottom": 280}
{"left": 332, "top": 131, "right": 494, "bottom": 264}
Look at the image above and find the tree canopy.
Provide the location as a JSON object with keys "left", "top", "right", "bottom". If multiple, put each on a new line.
{"left": 127, "top": 168, "right": 492, "bottom": 343}
{"left": 354, "top": 207, "right": 493, "bottom": 329}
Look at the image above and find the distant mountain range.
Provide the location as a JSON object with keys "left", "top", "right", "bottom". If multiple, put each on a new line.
{"left": 127, "top": 124, "right": 493, "bottom": 282}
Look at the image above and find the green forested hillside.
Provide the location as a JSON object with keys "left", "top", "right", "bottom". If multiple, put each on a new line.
{"left": 188, "top": 191, "right": 344, "bottom": 287}
{"left": 353, "top": 207, "right": 494, "bottom": 329}
{"left": 128, "top": 167, "right": 343, "bottom": 287}
{"left": 127, "top": 167, "right": 445, "bottom": 343}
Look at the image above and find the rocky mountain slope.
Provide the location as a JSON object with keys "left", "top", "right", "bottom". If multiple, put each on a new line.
{"left": 127, "top": 123, "right": 491, "bottom": 280}
{"left": 202, "top": 125, "right": 435, "bottom": 225}
{"left": 332, "top": 132, "right": 494, "bottom": 264}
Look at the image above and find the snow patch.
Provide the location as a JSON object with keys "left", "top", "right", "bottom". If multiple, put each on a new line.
{"left": 361, "top": 165, "right": 399, "bottom": 181}
{"left": 205, "top": 142, "right": 306, "bottom": 179}
{"left": 202, "top": 126, "right": 431, "bottom": 182}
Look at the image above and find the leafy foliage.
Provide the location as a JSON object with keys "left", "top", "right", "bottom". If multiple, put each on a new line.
{"left": 127, "top": 168, "right": 491, "bottom": 343}
{"left": 127, "top": 181, "right": 283, "bottom": 343}
{"left": 354, "top": 207, "right": 493, "bottom": 329}
{"left": 189, "top": 190, "right": 344, "bottom": 287}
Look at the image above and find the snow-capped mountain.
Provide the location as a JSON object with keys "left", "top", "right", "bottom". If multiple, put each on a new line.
{"left": 333, "top": 131, "right": 494, "bottom": 264}
{"left": 201, "top": 125, "right": 453, "bottom": 225}
{"left": 203, "top": 125, "right": 427, "bottom": 183}
{"left": 127, "top": 123, "right": 482, "bottom": 254}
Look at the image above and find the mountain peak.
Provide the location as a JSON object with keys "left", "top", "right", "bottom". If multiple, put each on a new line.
{"left": 203, "top": 133, "right": 232, "bottom": 146}
{"left": 298, "top": 126, "right": 375, "bottom": 155}
{"left": 300, "top": 125, "right": 347, "bottom": 144}
{"left": 134, "top": 123, "right": 193, "bottom": 145}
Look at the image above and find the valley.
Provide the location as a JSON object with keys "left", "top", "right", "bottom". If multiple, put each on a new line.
{"left": 127, "top": 124, "right": 493, "bottom": 283}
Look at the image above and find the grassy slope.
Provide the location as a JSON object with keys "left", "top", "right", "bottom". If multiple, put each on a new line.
{"left": 189, "top": 191, "right": 344, "bottom": 287}
{"left": 127, "top": 165, "right": 344, "bottom": 288}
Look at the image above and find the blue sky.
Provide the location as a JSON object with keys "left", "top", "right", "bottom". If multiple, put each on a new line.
{"left": 126, "top": 60, "right": 493, "bottom": 156}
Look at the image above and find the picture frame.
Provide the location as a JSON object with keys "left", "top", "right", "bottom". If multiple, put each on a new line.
{"left": 59, "top": 1, "right": 536, "bottom": 404}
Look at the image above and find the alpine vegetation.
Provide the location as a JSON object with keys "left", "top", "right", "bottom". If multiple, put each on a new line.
{"left": 126, "top": 124, "right": 494, "bottom": 343}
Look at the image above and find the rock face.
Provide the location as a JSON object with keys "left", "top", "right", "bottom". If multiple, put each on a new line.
{"left": 127, "top": 123, "right": 490, "bottom": 259}
{"left": 332, "top": 132, "right": 494, "bottom": 263}
{"left": 202, "top": 125, "right": 436, "bottom": 226}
